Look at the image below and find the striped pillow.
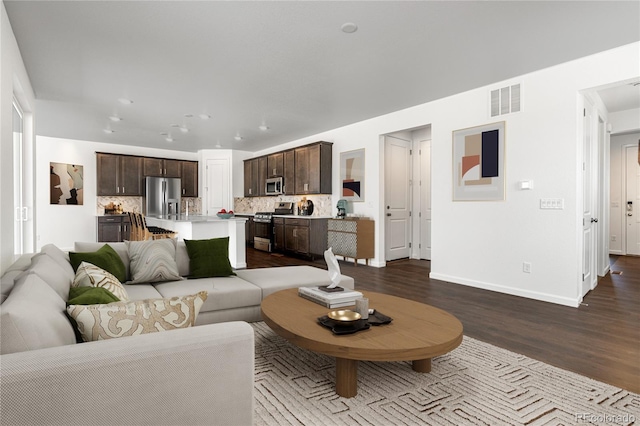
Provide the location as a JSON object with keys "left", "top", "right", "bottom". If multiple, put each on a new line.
{"left": 67, "top": 291, "right": 207, "bottom": 342}
{"left": 126, "top": 239, "right": 183, "bottom": 284}
{"left": 72, "top": 261, "right": 129, "bottom": 301}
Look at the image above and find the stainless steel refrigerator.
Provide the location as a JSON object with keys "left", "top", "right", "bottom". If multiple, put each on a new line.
{"left": 144, "top": 177, "right": 181, "bottom": 217}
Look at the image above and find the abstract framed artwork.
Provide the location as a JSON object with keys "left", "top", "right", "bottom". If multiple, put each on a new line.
{"left": 340, "top": 149, "right": 365, "bottom": 201}
{"left": 50, "top": 162, "right": 84, "bottom": 205}
{"left": 453, "top": 121, "right": 505, "bottom": 201}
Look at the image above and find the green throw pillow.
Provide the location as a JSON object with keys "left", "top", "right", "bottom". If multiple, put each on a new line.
{"left": 69, "top": 244, "right": 126, "bottom": 283}
{"left": 184, "top": 237, "right": 235, "bottom": 278}
{"left": 67, "top": 286, "right": 120, "bottom": 305}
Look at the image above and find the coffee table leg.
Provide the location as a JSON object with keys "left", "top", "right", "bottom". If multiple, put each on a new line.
{"left": 335, "top": 358, "right": 358, "bottom": 398}
{"left": 412, "top": 358, "right": 432, "bottom": 373}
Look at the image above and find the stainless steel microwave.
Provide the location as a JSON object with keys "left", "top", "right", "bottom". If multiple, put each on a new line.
{"left": 265, "top": 177, "right": 283, "bottom": 195}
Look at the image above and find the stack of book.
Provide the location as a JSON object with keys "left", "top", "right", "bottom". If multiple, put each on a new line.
{"left": 298, "top": 287, "right": 364, "bottom": 308}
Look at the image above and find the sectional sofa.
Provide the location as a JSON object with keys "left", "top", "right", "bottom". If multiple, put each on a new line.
{"left": 0, "top": 240, "right": 354, "bottom": 426}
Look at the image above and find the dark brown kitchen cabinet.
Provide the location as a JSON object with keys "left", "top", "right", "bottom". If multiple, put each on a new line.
{"left": 97, "top": 215, "right": 131, "bottom": 242}
{"left": 283, "top": 150, "right": 295, "bottom": 195}
{"left": 267, "top": 153, "right": 284, "bottom": 178}
{"left": 180, "top": 161, "right": 198, "bottom": 197}
{"left": 258, "top": 157, "right": 268, "bottom": 196}
{"left": 144, "top": 158, "right": 181, "bottom": 177}
{"left": 283, "top": 217, "right": 328, "bottom": 259}
{"left": 243, "top": 159, "right": 259, "bottom": 197}
{"left": 97, "top": 153, "right": 143, "bottom": 196}
{"left": 294, "top": 142, "right": 332, "bottom": 195}
{"left": 273, "top": 217, "right": 285, "bottom": 251}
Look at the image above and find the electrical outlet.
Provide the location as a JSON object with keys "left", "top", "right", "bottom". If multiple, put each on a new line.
{"left": 523, "top": 262, "right": 532, "bottom": 273}
{"left": 611, "top": 235, "right": 617, "bottom": 242}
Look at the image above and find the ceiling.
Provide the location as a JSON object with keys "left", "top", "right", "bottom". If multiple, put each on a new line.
{"left": 5, "top": 1, "right": 640, "bottom": 153}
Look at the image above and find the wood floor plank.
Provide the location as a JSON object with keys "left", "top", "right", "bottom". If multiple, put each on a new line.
{"left": 247, "top": 248, "right": 640, "bottom": 393}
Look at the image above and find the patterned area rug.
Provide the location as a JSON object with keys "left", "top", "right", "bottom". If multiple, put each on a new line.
{"left": 252, "top": 322, "right": 639, "bottom": 425}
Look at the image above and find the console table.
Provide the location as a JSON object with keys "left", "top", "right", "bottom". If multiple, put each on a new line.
{"left": 327, "top": 218, "right": 374, "bottom": 266}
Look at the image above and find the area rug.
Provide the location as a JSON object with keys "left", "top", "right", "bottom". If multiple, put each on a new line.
{"left": 252, "top": 322, "right": 639, "bottom": 425}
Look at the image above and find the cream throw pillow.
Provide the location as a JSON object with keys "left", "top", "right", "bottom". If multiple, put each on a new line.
{"left": 126, "top": 239, "right": 182, "bottom": 284}
{"left": 67, "top": 291, "right": 207, "bottom": 342}
{"left": 72, "top": 261, "right": 129, "bottom": 301}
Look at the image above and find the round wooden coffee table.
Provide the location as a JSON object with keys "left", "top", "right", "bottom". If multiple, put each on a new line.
{"left": 261, "top": 288, "right": 463, "bottom": 398}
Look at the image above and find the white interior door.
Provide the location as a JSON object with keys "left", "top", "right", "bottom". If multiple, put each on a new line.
{"left": 582, "top": 101, "right": 597, "bottom": 296}
{"left": 206, "top": 158, "right": 230, "bottom": 215}
{"left": 420, "top": 139, "right": 431, "bottom": 260}
{"left": 385, "top": 136, "right": 411, "bottom": 261}
{"left": 625, "top": 144, "right": 640, "bottom": 255}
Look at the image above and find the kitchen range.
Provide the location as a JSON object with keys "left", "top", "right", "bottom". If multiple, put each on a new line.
{"left": 253, "top": 202, "right": 294, "bottom": 252}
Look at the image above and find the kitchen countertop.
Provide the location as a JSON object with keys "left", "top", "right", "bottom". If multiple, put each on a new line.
{"left": 147, "top": 214, "right": 246, "bottom": 222}
{"left": 233, "top": 213, "right": 333, "bottom": 219}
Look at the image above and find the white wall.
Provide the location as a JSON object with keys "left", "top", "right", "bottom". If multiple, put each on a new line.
{"left": 238, "top": 42, "right": 639, "bottom": 307}
{"left": 0, "top": 3, "right": 36, "bottom": 272}
{"left": 36, "top": 136, "right": 197, "bottom": 251}
{"left": 610, "top": 132, "right": 640, "bottom": 254}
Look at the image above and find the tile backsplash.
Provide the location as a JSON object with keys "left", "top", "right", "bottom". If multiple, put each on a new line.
{"left": 97, "top": 197, "right": 202, "bottom": 215}
{"left": 234, "top": 195, "right": 333, "bottom": 216}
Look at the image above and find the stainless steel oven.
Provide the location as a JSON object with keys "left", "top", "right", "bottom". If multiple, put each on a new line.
{"left": 253, "top": 212, "right": 273, "bottom": 252}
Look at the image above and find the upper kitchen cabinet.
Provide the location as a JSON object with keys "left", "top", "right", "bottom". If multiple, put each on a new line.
{"left": 294, "top": 142, "right": 332, "bottom": 195}
{"left": 243, "top": 158, "right": 259, "bottom": 197}
{"left": 283, "top": 149, "right": 295, "bottom": 195}
{"left": 180, "top": 161, "right": 198, "bottom": 197}
{"left": 258, "top": 157, "right": 268, "bottom": 196}
{"left": 143, "top": 158, "right": 181, "bottom": 177}
{"left": 97, "top": 153, "right": 143, "bottom": 196}
{"left": 267, "top": 152, "right": 284, "bottom": 178}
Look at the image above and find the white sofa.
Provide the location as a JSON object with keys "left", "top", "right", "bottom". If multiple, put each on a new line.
{"left": 0, "top": 241, "right": 354, "bottom": 425}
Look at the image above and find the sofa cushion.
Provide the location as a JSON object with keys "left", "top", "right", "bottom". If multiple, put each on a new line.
{"left": 40, "top": 243, "right": 73, "bottom": 274}
{"left": 154, "top": 277, "right": 261, "bottom": 312}
{"left": 235, "top": 265, "right": 355, "bottom": 298}
{"left": 1, "top": 270, "right": 22, "bottom": 304}
{"left": 184, "top": 237, "right": 235, "bottom": 278}
{"left": 67, "top": 291, "right": 207, "bottom": 342}
{"left": 0, "top": 273, "right": 76, "bottom": 355}
{"left": 126, "top": 239, "right": 182, "bottom": 284}
{"left": 176, "top": 241, "right": 190, "bottom": 277}
{"left": 27, "top": 253, "right": 73, "bottom": 300}
{"left": 67, "top": 286, "right": 120, "bottom": 305}
{"left": 74, "top": 242, "right": 130, "bottom": 280}
{"left": 69, "top": 244, "right": 127, "bottom": 283}
{"left": 72, "top": 261, "right": 129, "bottom": 301}
{"left": 122, "top": 284, "right": 163, "bottom": 301}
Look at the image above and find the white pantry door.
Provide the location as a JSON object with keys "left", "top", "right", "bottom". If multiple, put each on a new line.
{"left": 206, "top": 158, "right": 230, "bottom": 215}
{"left": 384, "top": 135, "right": 411, "bottom": 261}
{"left": 626, "top": 144, "right": 640, "bottom": 255}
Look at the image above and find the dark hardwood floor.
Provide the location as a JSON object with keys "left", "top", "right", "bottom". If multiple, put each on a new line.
{"left": 247, "top": 248, "right": 640, "bottom": 394}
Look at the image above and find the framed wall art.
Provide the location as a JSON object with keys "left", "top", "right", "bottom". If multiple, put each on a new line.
{"left": 340, "top": 149, "right": 365, "bottom": 201}
{"left": 50, "top": 162, "right": 84, "bottom": 205}
{"left": 453, "top": 121, "right": 505, "bottom": 201}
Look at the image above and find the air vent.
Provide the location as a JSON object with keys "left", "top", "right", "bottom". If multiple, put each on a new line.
{"left": 490, "top": 84, "right": 521, "bottom": 117}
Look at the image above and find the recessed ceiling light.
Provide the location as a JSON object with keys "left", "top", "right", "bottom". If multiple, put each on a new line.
{"left": 109, "top": 115, "right": 122, "bottom": 122}
{"left": 180, "top": 127, "right": 189, "bottom": 133}
{"left": 199, "top": 114, "right": 211, "bottom": 120}
{"left": 118, "top": 98, "right": 133, "bottom": 105}
{"left": 215, "top": 143, "right": 222, "bottom": 149}
{"left": 166, "top": 137, "right": 174, "bottom": 142}
{"left": 103, "top": 129, "right": 115, "bottom": 134}
{"left": 259, "top": 124, "right": 269, "bottom": 131}
{"left": 341, "top": 22, "right": 358, "bottom": 33}
{"left": 234, "top": 133, "right": 243, "bottom": 141}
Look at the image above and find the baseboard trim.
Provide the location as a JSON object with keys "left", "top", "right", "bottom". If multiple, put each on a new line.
{"left": 429, "top": 272, "right": 580, "bottom": 308}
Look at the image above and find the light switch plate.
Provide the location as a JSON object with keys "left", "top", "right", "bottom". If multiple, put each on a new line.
{"left": 540, "top": 198, "right": 564, "bottom": 209}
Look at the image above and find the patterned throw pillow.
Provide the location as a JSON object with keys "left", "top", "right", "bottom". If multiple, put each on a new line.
{"left": 72, "top": 261, "right": 129, "bottom": 301}
{"left": 126, "top": 239, "right": 183, "bottom": 284}
{"left": 67, "top": 291, "right": 208, "bottom": 342}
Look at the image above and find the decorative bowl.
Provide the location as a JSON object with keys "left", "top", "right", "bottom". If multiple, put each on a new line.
{"left": 327, "top": 310, "right": 361, "bottom": 322}
{"left": 216, "top": 213, "right": 235, "bottom": 219}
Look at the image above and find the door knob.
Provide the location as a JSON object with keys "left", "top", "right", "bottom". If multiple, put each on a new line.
{"left": 591, "top": 218, "right": 598, "bottom": 223}
{"left": 386, "top": 213, "right": 391, "bottom": 217}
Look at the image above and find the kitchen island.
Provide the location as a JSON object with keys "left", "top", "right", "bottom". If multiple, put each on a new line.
{"left": 146, "top": 215, "right": 247, "bottom": 268}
